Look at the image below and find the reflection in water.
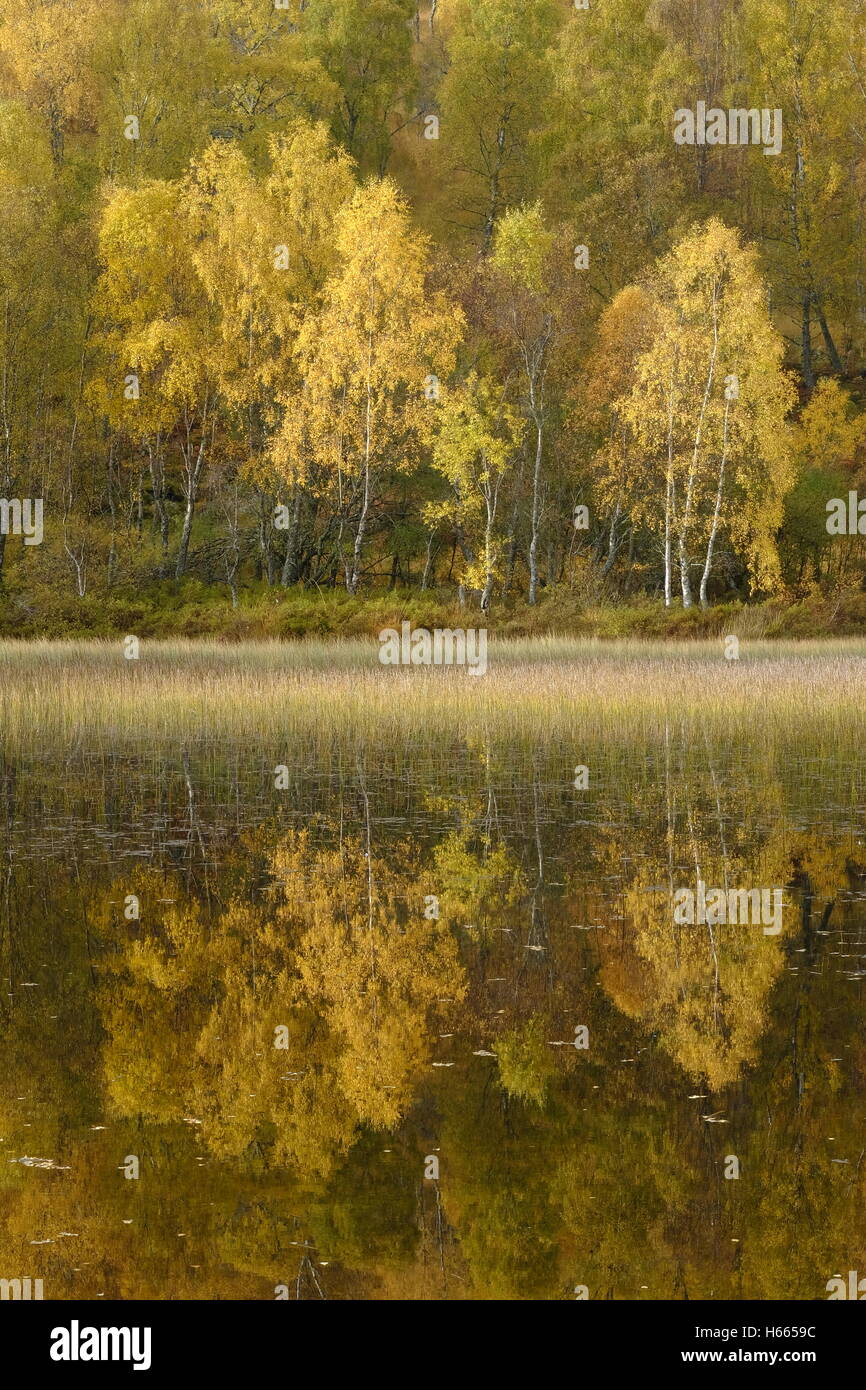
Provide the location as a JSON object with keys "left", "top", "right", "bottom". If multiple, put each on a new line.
{"left": 1, "top": 730, "right": 865, "bottom": 1300}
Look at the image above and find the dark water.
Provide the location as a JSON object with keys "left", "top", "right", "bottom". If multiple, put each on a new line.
{"left": 1, "top": 730, "right": 865, "bottom": 1300}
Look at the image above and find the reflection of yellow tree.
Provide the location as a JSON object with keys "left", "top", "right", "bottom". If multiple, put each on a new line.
{"left": 188, "top": 896, "right": 353, "bottom": 1173}
{"left": 8, "top": 783, "right": 866, "bottom": 1300}
{"left": 591, "top": 761, "right": 797, "bottom": 1089}
{"left": 272, "top": 829, "right": 466, "bottom": 1130}
{"left": 731, "top": 831, "right": 866, "bottom": 1297}
{"left": 622, "top": 864, "right": 788, "bottom": 1091}
{"left": 96, "top": 869, "right": 210, "bottom": 1122}
{"left": 495, "top": 1015, "right": 556, "bottom": 1107}
{"left": 95, "top": 828, "right": 466, "bottom": 1176}
{"left": 423, "top": 738, "right": 527, "bottom": 939}
{"left": 432, "top": 826, "right": 525, "bottom": 937}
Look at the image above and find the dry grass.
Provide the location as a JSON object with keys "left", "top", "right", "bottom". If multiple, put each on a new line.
{"left": 0, "top": 636, "right": 863, "bottom": 751}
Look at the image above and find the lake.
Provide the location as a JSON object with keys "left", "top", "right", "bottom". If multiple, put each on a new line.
{"left": 1, "top": 639, "right": 864, "bottom": 1299}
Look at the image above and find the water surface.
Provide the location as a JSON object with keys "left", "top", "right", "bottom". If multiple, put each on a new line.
{"left": 1, "top": 656, "right": 865, "bottom": 1300}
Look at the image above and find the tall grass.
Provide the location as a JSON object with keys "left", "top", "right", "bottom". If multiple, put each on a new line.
{"left": 0, "top": 636, "right": 863, "bottom": 752}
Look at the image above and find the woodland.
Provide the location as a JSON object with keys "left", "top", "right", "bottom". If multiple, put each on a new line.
{"left": 0, "top": 0, "right": 865, "bottom": 635}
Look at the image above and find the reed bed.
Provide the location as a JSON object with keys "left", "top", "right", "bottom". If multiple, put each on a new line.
{"left": 0, "top": 636, "right": 862, "bottom": 752}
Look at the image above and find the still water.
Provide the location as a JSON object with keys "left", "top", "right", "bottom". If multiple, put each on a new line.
{"left": 1, "top": 727, "right": 864, "bottom": 1300}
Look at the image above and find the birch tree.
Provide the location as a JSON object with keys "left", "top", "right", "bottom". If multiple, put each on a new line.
{"left": 489, "top": 203, "right": 560, "bottom": 606}
{"left": 94, "top": 178, "right": 219, "bottom": 578}
{"left": 279, "top": 177, "right": 463, "bottom": 595}
{"left": 621, "top": 220, "right": 795, "bottom": 605}
{"left": 427, "top": 371, "right": 523, "bottom": 611}
{"left": 186, "top": 126, "right": 355, "bottom": 584}
{"left": 439, "top": 0, "right": 560, "bottom": 248}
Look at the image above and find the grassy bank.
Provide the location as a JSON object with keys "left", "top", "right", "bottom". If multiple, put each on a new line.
{"left": 3, "top": 580, "right": 866, "bottom": 641}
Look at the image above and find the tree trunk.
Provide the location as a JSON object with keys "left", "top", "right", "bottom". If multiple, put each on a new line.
{"left": 481, "top": 127, "right": 505, "bottom": 252}
{"left": 664, "top": 473, "right": 673, "bottom": 608}
{"left": 813, "top": 295, "right": 843, "bottom": 376}
{"left": 176, "top": 494, "right": 197, "bottom": 579}
{"left": 176, "top": 433, "right": 206, "bottom": 580}
{"left": 349, "top": 343, "right": 374, "bottom": 596}
{"left": 678, "top": 531, "right": 693, "bottom": 608}
{"left": 148, "top": 442, "right": 169, "bottom": 572}
{"left": 801, "top": 288, "right": 815, "bottom": 390}
{"left": 699, "top": 400, "right": 731, "bottom": 608}
{"left": 664, "top": 352, "right": 678, "bottom": 608}
{"left": 420, "top": 529, "right": 436, "bottom": 590}
{"left": 350, "top": 464, "right": 370, "bottom": 596}
{"left": 527, "top": 412, "right": 543, "bottom": 605}
{"left": 480, "top": 493, "right": 495, "bottom": 612}
{"left": 258, "top": 490, "right": 277, "bottom": 586}
{"left": 602, "top": 500, "right": 621, "bottom": 576}
{"left": 678, "top": 305, "right": 718, "bottom": 607}
{"left": 281, "top": 484, "right": 302, "bottom": 586}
